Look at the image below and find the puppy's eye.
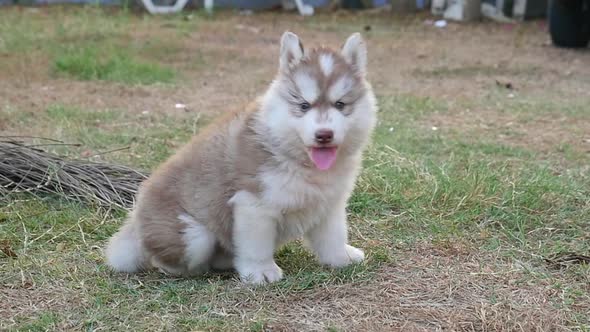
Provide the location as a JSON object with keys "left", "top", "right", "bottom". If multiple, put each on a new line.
{"left": 334, "top": 101, "right": 346, "bottom": 110}
{"left": 300, "top": 102, "right": 311, "bottom": 112}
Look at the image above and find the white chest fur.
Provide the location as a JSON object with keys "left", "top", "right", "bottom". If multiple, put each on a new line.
{"left": 258, "top": 164, "right": 356, "bottom": 242}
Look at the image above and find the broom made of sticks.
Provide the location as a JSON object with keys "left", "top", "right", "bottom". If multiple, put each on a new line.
{"left": 0, "top": 136, "right": 148, "bottom": 209}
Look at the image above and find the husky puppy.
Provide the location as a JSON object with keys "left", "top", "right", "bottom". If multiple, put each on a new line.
{"left": 106, "top": 32, "right": 377, "bottom": 284}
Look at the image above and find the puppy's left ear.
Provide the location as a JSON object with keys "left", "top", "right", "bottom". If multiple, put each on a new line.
{"left": 279, "top": 31, "right": 304, "bottom": 72}
{"left": 341, "top": 33, "right": 367, "bottom": 76}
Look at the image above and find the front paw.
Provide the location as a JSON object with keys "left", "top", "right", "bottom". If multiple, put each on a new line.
{"left": 344, "top": 245, "right": 365, "bottom": 263}
{"left": 235, "top": 259, "right": 283, "bottom": 285}
{"left": 320, "top": 245, "right": 365, "bottom": 268}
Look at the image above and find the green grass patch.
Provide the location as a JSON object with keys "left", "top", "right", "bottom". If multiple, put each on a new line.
{"left": 0, "top": 7, "right": 198, "bottom": 84}
{"left": 351, "top": 95, "right": 590, "bottom": 255}
{"left": 16, "top": 312, "right": 61, "bottom": 332}
{"left": 0, "top": 7, "right": 130, "bottom": 55}
{"left": 21, "top": 105, "right": 202, "bottom": 169}
{"left": 53, "top": 45, "right": 175, "bottom": 84}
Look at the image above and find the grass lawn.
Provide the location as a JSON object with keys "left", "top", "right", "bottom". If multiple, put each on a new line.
{"left": 1, "top": 6, "right": 589, "bottom": 331}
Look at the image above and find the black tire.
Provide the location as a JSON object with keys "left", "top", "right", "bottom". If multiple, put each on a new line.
{"left": 548, "top": 0, "right": 590, "bottom": 48}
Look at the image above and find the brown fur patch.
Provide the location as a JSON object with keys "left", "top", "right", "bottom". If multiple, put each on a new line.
{"left": 131, "top": 101, "right": 272, "bottom": 271}
{"left": 288, "top": 48, "right": 366, "bottom": 114}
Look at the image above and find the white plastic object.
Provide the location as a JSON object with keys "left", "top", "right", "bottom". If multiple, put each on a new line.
{"left": 434, "top": 19, "right": 447, "bottom": 27}
{"left": 431, "top": 0, "right": 446, "bottom": 15}
{"left": 443, "top": 0, "right": 481, "bottom": 21}
{"left": 283, "top": 0, "right": 314, "bottom": 16}
{"left": 294, "top": 0, "right": 314, "bottom": 16}
{"left": 204, "top": 0, "right": 214, "bottom": 14}
{"left": 141, "top": 0, "right": 191, "bottom": 14}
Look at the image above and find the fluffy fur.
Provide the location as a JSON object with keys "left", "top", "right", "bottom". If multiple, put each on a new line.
{"left": 105, "top": 32, "right": 378, "bottom": 284}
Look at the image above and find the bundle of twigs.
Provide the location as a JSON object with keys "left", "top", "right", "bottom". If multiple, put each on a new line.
{"left": 0, "top": 137, "right": 148, "bottom": 209}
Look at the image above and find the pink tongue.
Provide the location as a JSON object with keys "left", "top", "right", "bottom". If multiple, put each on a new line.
{"left": 310, "top": 147, "right": 338, "bottom": 170}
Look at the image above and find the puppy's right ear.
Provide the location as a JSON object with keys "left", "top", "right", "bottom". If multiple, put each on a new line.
{"left": 341, "top": 33, "right": 367, "bottom": 76}
{"left": 279, "top": 31, "right": 304, "bottom": 72}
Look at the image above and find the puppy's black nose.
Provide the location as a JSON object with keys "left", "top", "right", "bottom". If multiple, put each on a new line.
{"left": 314, "top": 129, "right": 334, "bottom": 144}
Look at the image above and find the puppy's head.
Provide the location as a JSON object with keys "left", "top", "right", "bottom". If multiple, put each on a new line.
{"left": 261, "top": 32, "right": 377, "bottom": 171}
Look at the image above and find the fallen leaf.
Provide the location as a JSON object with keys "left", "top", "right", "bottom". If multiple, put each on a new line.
{"left": 0, "top": 240, "right": 17, "bottom": 258}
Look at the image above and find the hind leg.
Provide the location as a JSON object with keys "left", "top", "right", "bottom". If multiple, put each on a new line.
{"left": 178, "top": 213, "right": 217, "bottom": 276}
{"left": 150, "top": 256, "right": 187, "bottom": 276}
{"left": 210, "top": 247, "right": 234, "bottom": 271}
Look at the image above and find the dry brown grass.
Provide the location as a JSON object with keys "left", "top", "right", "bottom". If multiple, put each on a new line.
{"left": 259, "top": 243, "right": 578, "bottom": 331}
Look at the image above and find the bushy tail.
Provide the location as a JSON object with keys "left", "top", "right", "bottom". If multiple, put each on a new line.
{"left": 105, "top": 220, "right": 147, "bottom": 273}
